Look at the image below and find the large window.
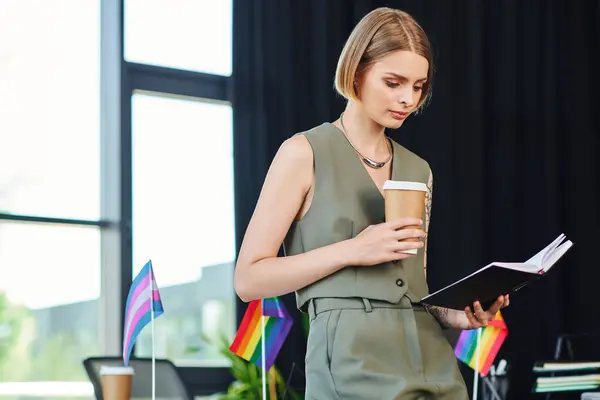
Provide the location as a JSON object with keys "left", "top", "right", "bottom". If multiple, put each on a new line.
{"left": 0, "top": 0, "right": 235, "bottom": 396}
{"left": 131, "top": 94, "right": 235, "bottom": 365}
{"left": 0, "top": 1, "right": 101, "bottom": 398}
{"left": 124, "top": 0, "right": 232, "bottom": 76}
{"left": 122, "top": 0, "right": 235, "bottom": 393}
{"left": 0, "top": 0, "right": 100, "bottom": 221}
{"left": 0, "top": 223, "right": 101, "bottom": 382}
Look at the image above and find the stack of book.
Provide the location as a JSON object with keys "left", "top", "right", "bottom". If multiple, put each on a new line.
{"left": 533, "top": 361, "right": 600, "bottom": 394}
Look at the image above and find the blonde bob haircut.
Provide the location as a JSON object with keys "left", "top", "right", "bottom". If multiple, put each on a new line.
{"left": 335, "top": 7, "right": 434, "bottom": 111}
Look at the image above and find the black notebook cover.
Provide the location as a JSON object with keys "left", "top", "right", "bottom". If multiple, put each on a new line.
{"left": 420, "top": 264, "right": 544, "bottom": 310}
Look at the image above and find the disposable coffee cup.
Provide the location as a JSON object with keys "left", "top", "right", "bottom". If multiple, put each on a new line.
{"left": 100, "top": 366, "right": 134, "bottom": 400}
{"left": 383, "top": 180, "right": 428, "bottom": 254}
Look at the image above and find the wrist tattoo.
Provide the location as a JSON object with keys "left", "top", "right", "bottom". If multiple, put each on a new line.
{"left": 424, "top": 305, "right": 452, "bottom": 328}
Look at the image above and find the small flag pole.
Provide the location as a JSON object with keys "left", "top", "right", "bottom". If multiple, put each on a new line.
{"left": 261, "top": 298, "right": 267, "bottom": 400}
{"left": 473, "top": 327, "right": 482, "bottom": 400}
{"left": 268, "top": 368, "right": 277, "bottom": 399}
{"left": 151, "top": 287, "right": 156, "bottom": 400}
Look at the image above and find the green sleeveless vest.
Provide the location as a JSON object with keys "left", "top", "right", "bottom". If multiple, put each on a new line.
{"left": 283, "top": 123, "right": 431, "bottom": 313}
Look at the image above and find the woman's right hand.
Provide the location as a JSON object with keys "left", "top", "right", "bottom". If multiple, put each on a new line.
{"left": 346, "top": 218, "right": 425, "bottom": 266}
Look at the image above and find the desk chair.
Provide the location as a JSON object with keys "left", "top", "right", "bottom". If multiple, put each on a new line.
{"left": 83, "top": 356, "right": 194, "bottom": 400}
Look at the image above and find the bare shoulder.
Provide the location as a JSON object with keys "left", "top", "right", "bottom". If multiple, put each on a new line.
{"left": 268, "top": 133, "right": 313, "bottom": 191}
{"left": 275, "top": 133, "right": 313, "bottom": 168}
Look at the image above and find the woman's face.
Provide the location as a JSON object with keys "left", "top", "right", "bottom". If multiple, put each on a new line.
{"left": 357, "top": 50, "right": 429, "bottom": 129}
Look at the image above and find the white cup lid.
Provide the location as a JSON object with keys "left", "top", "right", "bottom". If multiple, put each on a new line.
{"left": 382, "top": 180, "right": 428, "bottom": 192}
{"left": 100, "top": 366, "right": 135, "bottom": 375}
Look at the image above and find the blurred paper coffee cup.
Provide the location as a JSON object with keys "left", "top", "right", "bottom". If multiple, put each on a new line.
{"left": 100, "top": 365, "right": 134, "bottom": 400}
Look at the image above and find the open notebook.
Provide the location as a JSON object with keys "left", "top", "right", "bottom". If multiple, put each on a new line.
{"left": 420, "top": 234, "right": 574, "bottom": 310}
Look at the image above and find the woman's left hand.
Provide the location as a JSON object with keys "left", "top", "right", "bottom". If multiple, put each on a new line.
{"left": 464, "top": 295, "right": 510, "bottom": 329}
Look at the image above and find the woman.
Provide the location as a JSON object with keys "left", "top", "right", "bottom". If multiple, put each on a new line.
{"left": 234, "top": 7, "right": 509, "bottom": 400}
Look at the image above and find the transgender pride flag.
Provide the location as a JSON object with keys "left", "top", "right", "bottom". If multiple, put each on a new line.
{"left": 122, "top": 260, "right": 164, "bottom": 366}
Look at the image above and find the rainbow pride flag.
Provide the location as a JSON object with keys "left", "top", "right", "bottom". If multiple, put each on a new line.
{"left": 229, "top": 297, "right": 293, "bottom": 371}
{"left": 122, "top": 260, "right": 164, "bottom": 366}
{"left": 454, "top": 310, "right": 508, "bottom": 376}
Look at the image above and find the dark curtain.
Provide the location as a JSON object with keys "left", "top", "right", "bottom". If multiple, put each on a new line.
{"left": 232, "top": 0, "right": 600, "bottom": 398}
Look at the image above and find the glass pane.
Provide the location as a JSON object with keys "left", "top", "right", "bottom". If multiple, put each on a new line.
{"left": 0, "top": 222, "right": 100, "bottom": 398}
{"left": 131, "top": 93, "right": 235, "bottom": 366}
{"left": 0, "top": 1, "right": 100, "bottom": 220}
{"left": 125, "top": 0, "right": 232, "bottom": 76}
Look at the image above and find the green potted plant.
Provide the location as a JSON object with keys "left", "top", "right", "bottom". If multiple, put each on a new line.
{"left": 205, "top": 334, "right": 303, "bottom": 400}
